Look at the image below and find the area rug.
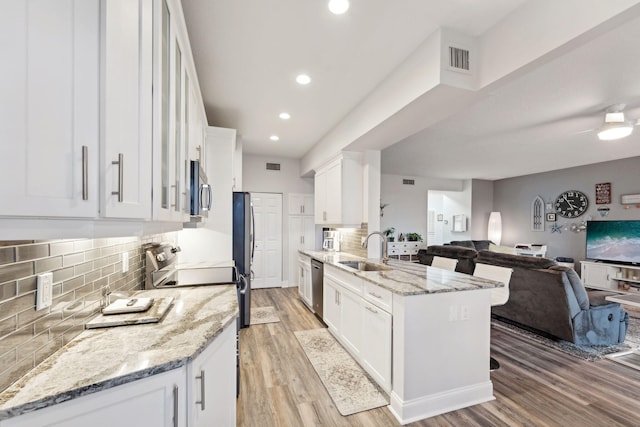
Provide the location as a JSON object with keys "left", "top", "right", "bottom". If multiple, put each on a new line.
{"left": 294, "top": 329, "right": 389, "bottom": 416}
{"left": 250, "top": 306, "right": 280, "bottom": 325}
{"left": 492, "top": 318, "right": 635, "bottom": 362}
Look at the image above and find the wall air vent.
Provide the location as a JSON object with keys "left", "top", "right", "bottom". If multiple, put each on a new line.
{"left": 448, "top": 46, "right": 470, "bottom": 72}
{"left": 266, "top": 163, "right": 281, "bottom": 171}
{"left": 402, "top": 179, "right": 415, "bottom": 185}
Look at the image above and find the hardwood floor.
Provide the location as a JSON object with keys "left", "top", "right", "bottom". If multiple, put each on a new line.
{"left": 237, "top": 287, "right": 640, "bottom": 426}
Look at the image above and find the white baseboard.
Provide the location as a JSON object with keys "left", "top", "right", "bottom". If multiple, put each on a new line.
{"left": 389, "top": 381, "right": 494, "bottom": 425}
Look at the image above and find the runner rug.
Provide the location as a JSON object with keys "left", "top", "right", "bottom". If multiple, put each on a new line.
{"left": 294, "top": 328, "right": 388, "bottom": 416}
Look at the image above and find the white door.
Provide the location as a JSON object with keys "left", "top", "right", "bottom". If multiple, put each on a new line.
{"left": 251, "top": 193, "right": 282, "bottom": 288}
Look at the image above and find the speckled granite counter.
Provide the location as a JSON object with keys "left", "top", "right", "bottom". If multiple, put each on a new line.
{"left": 300, "top": 250, "right": 502, "bottom": 295}
{"left": 0, "top": 285, "right": 238, "bottom": 421}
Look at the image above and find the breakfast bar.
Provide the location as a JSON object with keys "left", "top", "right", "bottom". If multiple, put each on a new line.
{"left": 301, "top": 251, "right": 503, "bottom": 424}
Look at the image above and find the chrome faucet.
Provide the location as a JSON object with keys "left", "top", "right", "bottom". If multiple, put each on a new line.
{"left": 363, "top": 231, "right": 388, "bottom": 264}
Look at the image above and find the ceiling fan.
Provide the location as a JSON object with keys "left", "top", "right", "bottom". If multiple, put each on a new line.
{"left": 595, "top": 104, "right": 639, "bottom": 141}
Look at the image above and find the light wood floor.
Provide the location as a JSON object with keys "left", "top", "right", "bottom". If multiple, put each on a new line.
{"left": 237, "top": 287, "right": 640, "bottom": 426}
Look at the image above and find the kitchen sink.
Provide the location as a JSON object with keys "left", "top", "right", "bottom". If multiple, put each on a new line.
{"left": 338, "top": 260, "right": 391, "bottom": 272}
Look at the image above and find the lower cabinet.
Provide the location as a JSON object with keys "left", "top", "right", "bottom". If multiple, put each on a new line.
{"left": 2, "top": 323, "right": 237, "bottom": 427}
{"left": 323, "top": 265, "right": 392, "bottom": 392}
{"left": 2, "top": 368, "right": 188, "bottom": 427}
{"left": 187, "top": 321, "right": 237, "bottom": 427}
{"left": 298, "top": 254, "right": 313, "bottom": 309}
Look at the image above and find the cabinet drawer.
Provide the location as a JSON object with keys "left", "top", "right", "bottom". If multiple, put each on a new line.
{"left": 363, "top": 282, "right": 392, "bottom": 312}
{"left": 325, "top": 264, "right": 363, "bottom": 295}
{"left": 298, "top": 254, "right": 311, "bottom": 264}
{"left": 388, "top": 248, "right": 400, "bottom": 255}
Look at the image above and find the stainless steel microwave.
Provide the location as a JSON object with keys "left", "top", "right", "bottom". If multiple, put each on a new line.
{"left": 190, "top": 160, "right": 211, "bottom": 217}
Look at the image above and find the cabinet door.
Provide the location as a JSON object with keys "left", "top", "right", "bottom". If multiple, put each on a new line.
{"left": 361, "top": 302, "right": 392, "bottom": 392}
{"left": 582, "top": 262, "right": 618, "bottom": 291}
{"left": 303, "top": 263, "right": 313, "bottom": 306}
{"left": 101, "top": 0, "right": 153, "bottom": 219}
{"left": 323, "top": 278, "right": 342, "bottom": 333}
{"left": 188, "top": 324, "right": 237, "bottom": 427}
{"left": 314, "top": 171, "right": 327, "bottom": 224}
{"left": 324, "top": 161, "right": 342, "bottom": 224}
{"left": 3, "top": 368, "right": 187, "bottom": 427}
{"left": 340, "top": 287, "right": 363, "bottom": 357}
{"left": 302, "top": 216, "right": 316, "bottom": 250}
{"left": 0, "top": 0, "right": 99, "bottom": 218}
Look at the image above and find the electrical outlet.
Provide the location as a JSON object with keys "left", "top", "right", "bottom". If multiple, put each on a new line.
{"left": 448, "top": 305, "right": 458, "bottom": 322}
{"left": 460, "top": 305, "right": 470, "bottom": 321}
{"left": 122, "top": 251, "right": 129, "bottom": 273}
{"left": 36, "top": 272, "right": 53, "bottom": 311}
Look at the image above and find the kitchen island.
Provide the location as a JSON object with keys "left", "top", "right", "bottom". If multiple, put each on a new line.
{"left": 301, "top": 250, "right": 502, "bottom": 425}
{"left": 0, "top": 286, "right": 238, "bottom": 426}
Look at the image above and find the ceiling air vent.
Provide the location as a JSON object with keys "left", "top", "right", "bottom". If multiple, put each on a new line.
{"left": 402, "top": 179, "right": 415, "bottom": 185}
{"left": 448, "top": 46, "right": 470, "bottom": 72}
{"left": 266, "top": 162, "right": 281, "bottom": 171}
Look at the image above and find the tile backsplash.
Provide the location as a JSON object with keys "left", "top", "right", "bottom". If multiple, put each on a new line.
{"left": 0, "top": 236, "right": 168, "bottom": 392}
{"left": 336, "top": 225, "right": 368, "bottom": 258}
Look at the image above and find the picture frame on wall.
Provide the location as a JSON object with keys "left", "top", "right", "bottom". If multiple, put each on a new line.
{"left": 595, "top": 182, "right": 612, "bottom": 204}
{"left": 546, "top": 213, "right": 556, "bottom": 222}
{"left": 437, "top": 214, "right": 443, "bottom": 221}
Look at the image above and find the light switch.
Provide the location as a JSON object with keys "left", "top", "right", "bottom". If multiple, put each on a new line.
{"left": 36, "top": 272, "right": 53, "bottom": 311}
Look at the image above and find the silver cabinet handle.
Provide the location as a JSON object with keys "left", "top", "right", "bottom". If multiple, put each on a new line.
{"left": 111, "top": 153, "right": 123, "bottom": 202}
{"left": 173, "top": 385, "right": 179, "bottom": 427}
{"left": 366, "top": 305, "right": 378, "bottom": 314}
{"left": 82, "top": 145, "right": 89, "bottom": 200}
{"left": 369, "top": 291, "right": 382, "bottom": 299}
{"left": 200, "top": 184, "right": 212, "bottom": 211}
{"left": 195, "top": 370, "right": 206, "bottom": 410}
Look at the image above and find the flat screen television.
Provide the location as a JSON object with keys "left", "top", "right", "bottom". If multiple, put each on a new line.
{"left": 585, "top": 220, "right": 640, "bottom": 265}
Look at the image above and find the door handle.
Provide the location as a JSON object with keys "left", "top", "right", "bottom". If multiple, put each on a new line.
{"left": 173, "top": 385, "right": 179, "bottom": 427}
{"left": 82, "top": 145, "right": 89, "bottom": 200}
{"left": 111, "top": 153, "right": 123, "bottom": 202}
{"left": 195, "top": 370, "right": 206, "bottom": 410}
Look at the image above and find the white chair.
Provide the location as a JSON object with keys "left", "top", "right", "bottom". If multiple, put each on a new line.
{"left": 473, "top": 263, "right": 513, "bottom": 370}
{"left": 430, "top": 256, "right": 458, "bottom": 271}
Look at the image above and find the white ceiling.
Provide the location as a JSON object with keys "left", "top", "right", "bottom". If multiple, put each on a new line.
{"left": 182, "top": 0, "right": 640, "bottom": 180}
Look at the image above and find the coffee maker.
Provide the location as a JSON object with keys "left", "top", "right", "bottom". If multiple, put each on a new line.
{"left": 322, "top": 230, "right": 340, "bottom": 252}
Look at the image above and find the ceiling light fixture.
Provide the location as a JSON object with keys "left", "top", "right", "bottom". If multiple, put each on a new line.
{"left": 270, "top": 135, "right": 280, "bottom": 141}
{"left": 279, "top": 112, "right": 291, "bottom": 120}
{"left": 296, "top": 74, "right": 311, "bottom": 85}
{"left": 328, "top": 0, "right": 349, "bottom": 15}
{"left": 597, "top": 104, "right": 634, "bottom": 141}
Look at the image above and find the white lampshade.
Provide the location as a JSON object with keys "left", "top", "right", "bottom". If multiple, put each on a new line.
{"left": 488, "top": 212, "right": 502, "bottom": 245}
{"left": 597, "top": 122, "right": 634, "bottom": 140}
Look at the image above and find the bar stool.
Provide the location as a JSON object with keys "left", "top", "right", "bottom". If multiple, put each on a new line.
{"left": 430, "top": 256, "right": 458, "bottom": 271}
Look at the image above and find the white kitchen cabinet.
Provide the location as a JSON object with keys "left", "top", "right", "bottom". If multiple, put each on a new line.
{"left": 289, "top": 217, "right": 315, "bottom": 287}
{"left": 0, "top": 0, "right": 100, "bottom": 218}
{"left": 580, "top": 260, "right": 640, "bottom": 293}
{"left": 101, "top": 0, "right": 153, "bottom": 219}
{"left": 2, "top": 368, "right": 187, "bottom": 427}
{"left": 361, "top": 301, "right": 392, "bottom": 391}
{"left": 297, "top": 254, "right": 313, "bottom": 309}
{"left": 187, "top": 322, "right": 236, "bottom": 427}
{"left": 323, "top": 277, "right": 342, "bottom": 333}
{"left": 314, "top": 152, "right": 363, "bottom": 226}
{"left": 289, "top": 193, "right": 314, "bottom": 215}
{"left": 323, "top": 264, "right": 392, "bottom": 392}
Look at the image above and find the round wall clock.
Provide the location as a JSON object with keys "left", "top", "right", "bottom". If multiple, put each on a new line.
{"left": 554, "top": 190, "right": 589, "bottom": 218}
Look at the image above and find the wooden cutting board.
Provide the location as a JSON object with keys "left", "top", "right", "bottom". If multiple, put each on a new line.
{"left": 85, "top": 297, "right": 174, "bottom": 329}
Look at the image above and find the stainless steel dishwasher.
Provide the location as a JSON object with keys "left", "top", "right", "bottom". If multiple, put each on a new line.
{"left": 311, "top": 259, "right": 324, "bottom": 319}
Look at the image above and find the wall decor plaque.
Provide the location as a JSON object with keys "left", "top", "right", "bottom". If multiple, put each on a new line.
{"left": 595, "top": 182, "right": 611, "bottom": 204}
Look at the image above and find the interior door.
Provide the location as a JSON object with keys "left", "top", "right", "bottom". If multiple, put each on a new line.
{"left": 251, "top": 193, "right": 282, "bottom": 288}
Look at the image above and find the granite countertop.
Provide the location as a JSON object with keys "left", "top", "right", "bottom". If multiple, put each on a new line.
{"left": 0, "top": 285, "right": 238, "bottom": 421}
{"left": 300, "top": 250, "right": 502, "bottom": 296}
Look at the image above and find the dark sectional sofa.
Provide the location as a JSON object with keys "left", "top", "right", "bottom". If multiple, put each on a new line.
{"left": 417, "top": 244, "right": 629, "bottom": 345}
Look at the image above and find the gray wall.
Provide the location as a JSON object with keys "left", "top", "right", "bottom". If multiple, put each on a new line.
{"left": 493, "top": 156, "right": 640, "bottom": 265}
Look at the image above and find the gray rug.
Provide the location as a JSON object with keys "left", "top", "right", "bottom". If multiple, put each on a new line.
{"left": 294, "top": 329, "right": 389, "bottom": 416}
{"left": 250, "top": 306, "right": 280, "bottom": 325}
{"left": 492, "top": 318, "right": 636, "bottom": 362}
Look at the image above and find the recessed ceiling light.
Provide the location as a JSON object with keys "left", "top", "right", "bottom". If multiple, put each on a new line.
{"left": 270, "top": 135, "right": 280, "bottom": 141}
{"left": 328, "top": 0, "right": 349, "bottom": 15}
{"left": 296, "top": 74, "right": 311, "bottom": 85}
{"left": 279, "top": 112, "right": 291, "bottom": 120}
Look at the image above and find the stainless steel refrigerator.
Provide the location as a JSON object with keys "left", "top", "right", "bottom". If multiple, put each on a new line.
{"left": 233, "top": 192, "right": 253, "bottom": 328}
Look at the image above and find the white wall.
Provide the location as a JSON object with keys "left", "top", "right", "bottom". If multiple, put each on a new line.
{"left": 470, "top": 179, "right": 495, "bottom": 240}
{"left": 380, "top": 174, "right": 464, "bottom": 242}
{"left": 429, "top": 180, "right": 473, "bottom": 244}
{"left": 493, "top": 156, "right": 640, "bottom": 267}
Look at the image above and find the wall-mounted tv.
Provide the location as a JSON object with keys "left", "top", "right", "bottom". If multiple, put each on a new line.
{"left": 585, "top": 220, "right": 640, "bottom": 265}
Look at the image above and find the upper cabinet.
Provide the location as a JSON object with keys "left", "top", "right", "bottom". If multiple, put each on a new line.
{"left": 0, "top": 0, "right": 100, "bottom": 218}
{"left": 288, "top": 194, "right": 314, "bottom": 216}
{"left": 101, "top": 0, "right": 153, "bottom": 219}
{"left": 0, "top": 0, "right": 208, "bottom": 236}
{"left": 314, "top": 152, "right": 363, "bottom": 226}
